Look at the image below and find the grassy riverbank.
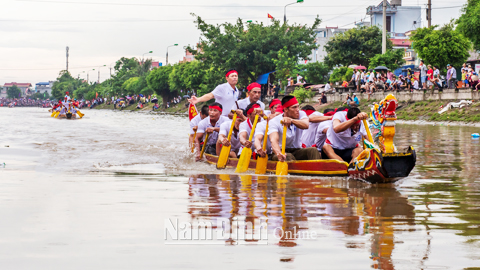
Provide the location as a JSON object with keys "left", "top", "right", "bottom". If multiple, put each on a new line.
{"left": 316, "top": 99, "right": 480, "bottom": 122}
{"left": 93, "top": 97, "right": 480, "bottom": 123}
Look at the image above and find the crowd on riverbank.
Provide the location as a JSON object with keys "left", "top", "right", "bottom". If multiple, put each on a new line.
{"left": 0, "top": 97, "right": 53, "bottom": 108}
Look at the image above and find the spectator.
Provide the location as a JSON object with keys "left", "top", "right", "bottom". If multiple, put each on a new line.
{"left": 387, "top": 70, "right": 394, "bottom": 81}
{"left": 273, "top": 84, "right": 280, "bottom": 99}
{"left": 355, "top": 69, "right": 361, "bottom": 92}
{"left": 446, "top": 64, "right": 457, "bottom": 89}
{"left": 324, "top": 82, "right": 333, "bottom": 93}
{"left": 462, "top": 69, "right": 468, "bottom": 87}
{"left": 420, "top": 60, "right": 428, "bottom": 90}
{"left": 413, "top": 77, "right": 420, "bottom": 90}
{"left": 319, "top": 92, "right": 328, "bottom": 104}
{"left": 296, "top": 74, "right": 302, "bottom": 84}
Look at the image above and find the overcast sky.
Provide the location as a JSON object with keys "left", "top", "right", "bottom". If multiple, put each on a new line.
{"left": 0, "top": 0, "right": 467, "bottom": 85}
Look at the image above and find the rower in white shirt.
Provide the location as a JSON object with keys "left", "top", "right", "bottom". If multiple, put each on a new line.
{"left": 238, "top": 102, "right": 263, "bottom": 155}
{"left": 195, "top": 102, "right": 230, "bottom": 161}
{"left": 231, "top": 82, "right": 265, "bottom": 115}
{"left": 267, "top": 95, "right": 321, "bottom": 162}
{"left": 300, "top": 105, "right": 332, "bottom": 148}
{"left": 254, "top": 104, "right": 283, "bottom": 159}
{"left": 216, "top": 113, "right": 246, "bottom": 158}
{"left": 189, "top": 105, "right": 209, "bottom": 148}
{"left": 314, "top": 109, "right": 336, "bottom": 154}
{"left": 264, "top": 98, "right": 281, "bottom": 117}
{"left": 188, "top": 69, "right": 240, "bottom": 117}
{"left": 322, "top": 107, "right": 370, "bottom": 163}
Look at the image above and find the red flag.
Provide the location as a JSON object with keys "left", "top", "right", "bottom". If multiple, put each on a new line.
{"left": 188, "top": 103, "right": 198, "bottom": 121}
{"left": 95, "top": 92, "right": 98, "bottom": 98}
{"left": 268, "top": 14, "right": 274, "bottom": 19}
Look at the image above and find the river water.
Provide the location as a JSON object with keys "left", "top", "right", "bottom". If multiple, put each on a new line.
{"left": 1, "top": 107, "right": 479, "bottom": 269}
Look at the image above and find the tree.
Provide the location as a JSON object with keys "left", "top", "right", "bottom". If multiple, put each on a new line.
{"left": 410, "top": 23, "right": 471, "bottom": 70}
{"left": 146, "top": 66, "right": 175, "bottom": 107}
{"left": 7, "top": 85, "right": 21, "bottom": 98}
{"left": 186, "top": 15, "right": 321, "bottom": 88}
{"left": 273, "top": 47, "right": 297, "bottom": 89}
{"left": 301, "top": 62, "right": 330, "bottom": 84}
{"left": 368, "top": 49, "right": 406, "bottom": 70}
{"left": 457, "top": 0, "right": 480, "bottom": 51}
{"left": 324, "top": 26, "right": 392, "bottom": 68}
{"left": 329, "top": 67, "right": 354, "bottom": 83}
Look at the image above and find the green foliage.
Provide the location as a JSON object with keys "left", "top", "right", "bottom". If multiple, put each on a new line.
{"left": 369, "top": 49, "right": 406, "bottom": 70}
{"left": 186, "top": 15, "right": 321, "bottom": 87}
{"left": 31, "top": 91, "right": 50, "bottom": 100}
{"left": 410, "top": 23, "right": 471, "bottom": 69}
{"left": 329, "top": 67, "right": 354, "bottom": 83}
{"left": 456, "top": 0, "right": 480, "bottom": 51}
{"left": 51, "top": 70, "right": 87, "bottom": 100}
{"left": 301, "top": 62, "right": 330, "bottom": 84}
{"left": 273, "top": 46, "right": 297, "bottom": 87}
{"left": 7, "top": 85, "right": 21, "bottom": 98}
{"left": 146, "top": 66, "right": 175, "bottom": 106}
{"left": 324, "top": 26, "right": 392, "bottom": 68}
{"left": 291, "top": 85, "right": 315, "bottom": 104}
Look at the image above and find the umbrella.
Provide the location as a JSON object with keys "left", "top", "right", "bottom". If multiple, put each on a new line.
{"left": 374, "top": 66, "right": 389, "bottom": 71}
{"left": 183, "top": 95, "right": 190, "bottom": 99}
{"left": 118, "top": 97, "right": 124, "bottom": 100}
{"left": 348, "top": 64, "right": 358, "bottom": 68}
{"left": 354, "top": 65, "right": 367, "bottom": 70}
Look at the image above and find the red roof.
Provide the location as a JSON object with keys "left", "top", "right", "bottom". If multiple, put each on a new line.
{"left": 4, "top": 82, "right": 32, "bottom": 87}
{"left": 390, "top": 39, "right": 412, "bottom": 47}
{"left": 151, "top": 62, "right": 159, "bottom": 68}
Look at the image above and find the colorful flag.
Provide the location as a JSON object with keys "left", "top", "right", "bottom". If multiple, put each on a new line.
{"left": 268, "top": 14, "right": 274, "bottom": 20}
{"left": 95, "top": 92, "right": 98, "bottom": 98}
{"left": 188, "top": 103, "right": 198, "bottom": 121}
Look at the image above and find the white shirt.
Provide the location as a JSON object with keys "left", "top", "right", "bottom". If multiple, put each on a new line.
{"left": 433, "top": 69, "right": 440, "bottom": 77}
{"left": 267, "top": 111, "right": 308, "bottom": 149}
{"left": 355, "top": 71, "right": 360, "bottom": 82}
{"left": 239, "top": 118, "right": 262, "bottom": 151}
{"left": 189, "top": 114, "right": 203, "bottom": 135}
{"left": 301, "top": 111, "right": 323, "bottom": 148}
{"left": 324, "top": 84, "right": 332, "bottom": 92}
{"left": 231, "top": 97, "right": 265, "bottom": 111}
{"left": 211, "top": 82, "right": 239, "bottom": 116}
{"left": 315, "top": 120, "right": 332, "bottom": 151}
{"left": 219, "top": 120, "right": 242, "bottom": 152}
{"left": 413, "top": 80, "right": 419, "bottom": 89}
{"left": 197, "top": 116, "right": 229, "bottom": 145}
{"left": 254, "top": 121, "right": 272, "bottom": 154}
{"left": 297, "top": 75, "right": 302, "bottom": 83}
{"left": 326, "top": 111, "right": 367, "bottom": 150}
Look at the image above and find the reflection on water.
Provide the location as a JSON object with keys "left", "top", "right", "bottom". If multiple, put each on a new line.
{"left": 1, "top": 108, "right": 480, "bottom": 269}
{"left": 188, "top": 175, "right": 415, "bottom": 269}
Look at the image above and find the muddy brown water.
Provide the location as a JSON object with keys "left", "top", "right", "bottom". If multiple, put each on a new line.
{"left": 1, "top": 107, "right": 479, "bottom": 269}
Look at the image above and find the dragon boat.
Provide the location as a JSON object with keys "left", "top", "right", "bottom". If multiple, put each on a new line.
{"left": 201, "top": 94, "right": 416, "bottom": 184}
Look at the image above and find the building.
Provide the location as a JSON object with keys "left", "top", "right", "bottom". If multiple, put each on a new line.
{"left": 366, "top": 0, "right": 421, "bottom": 38}
{"left": 35, "top": 81, "right": 54, "bottom": 96}
{"left": 178, "top": 49, "right": 195, "bottom": 64}
{"left": 1, "top": 82, "right": 32, "bottom": 98}
{"left": 307, "top": 27, "right": 349, "bottom": 63}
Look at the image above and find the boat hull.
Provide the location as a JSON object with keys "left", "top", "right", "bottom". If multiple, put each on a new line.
{"left": 204, "top": 147, "right": 416, "bottom": 183}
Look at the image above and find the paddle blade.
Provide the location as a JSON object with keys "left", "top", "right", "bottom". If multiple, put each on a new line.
{"left": 255, "top": 156, "right": 268, "bottom": 174}
{"left": 77, "top": 110, "right": 84, "bottom": 118}
{"left": 50, "top": 111, "right": 55, "bottom": 117}
{"left": 54, "top": 112, "right": 60, "bottom": 118}
{"left": 275, "top": 161, "right": 288, "bottom": 175}
{"left": 216, "top": 145, "right": 232, "bottom": 169}
{"left": 235, "top": 148, "right": 252, "bottom": 173}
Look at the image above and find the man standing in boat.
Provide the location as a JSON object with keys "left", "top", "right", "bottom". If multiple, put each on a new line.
{"left": 268, "top": 95, "right": 321, "bottom": 162}
{"left": 188, "top": 70, "right": 239, "bottom": 117}
{"left": 322, "top": 107, "right": 369, "bottom": 163}
{"left": 232, "top": 82, "right": 265, "bottom": 112}
{"left": 195, "top": 103, "right": 229, "bottom": 161}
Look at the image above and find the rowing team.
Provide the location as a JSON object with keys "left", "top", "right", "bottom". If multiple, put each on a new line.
{"left": 189, "top": 94, "right": 370, "bottom": 164}
{"left": 50, "top": 92, "right": 84, "bottom": 118}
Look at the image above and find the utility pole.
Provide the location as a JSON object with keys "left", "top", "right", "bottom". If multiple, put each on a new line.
{"left": 98, "top": 69, "right": 100, "bottom": 83}
{"left": 66, "top": 46, "right": 69, "bottom": 71}
{"left": 427, "top": 0, "right": 432, "bottom": 27}
{"left": 382, "top": 0, "right": 387, "bottom": 54}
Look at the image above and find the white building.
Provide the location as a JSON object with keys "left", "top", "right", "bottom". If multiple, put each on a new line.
{"left": 35, "top": 81, "right": 54, "bottom": 96}
{"left": 308, "top": 27, "right": 348, "bottom": 63}
{"left": 366, "top": 0, "right": 421, "bottom": 39}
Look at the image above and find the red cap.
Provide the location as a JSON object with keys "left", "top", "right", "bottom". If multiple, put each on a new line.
{"left": 269, "top": 99, "right": 281, "bottom": 108}
{"left": 246, "top": 103, "right": 261, "bottom": 115}
{"left": 225, "top": 70, "right": 238, "bottom": 78}
{"left": 275, "top": 105, "right": 284, "bottom": 113}
{"left": 303, "top": 109, "right": 316, "bottom": 116}
{"left": 247, "top": 82, "right": 261, "bottom": 92}
{"left": 282, "top": 97, "right": 299, "bottom": 108}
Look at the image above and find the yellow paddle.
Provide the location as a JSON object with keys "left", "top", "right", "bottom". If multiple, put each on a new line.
{"left": 76, "top": 109, "right": 84, "bottom": 118}
{"left": 255, "top": 116, "right": 269, "bottom": 174}
{"left": 362, "top": 119, "right": 374, "bottom": 144}
{"left": 217, "top": 112, "right": 237, "bottom": 169}
{"left": 191, "top": 130, "right": 197, "bottom": 153}
{"left": 199, "top": 133, "right": 209, "bottom": 159}
{"left": 54, "top": 110, "right": 61, "bottom": 118}
{"left": 275, "top": 124, "right": 288, "bottom": 175}
{"left": 235, "top": 114, "right": 259, "bottom": 173}
{"left": 50, "top": 110, "right": 56, "bottom": 117}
